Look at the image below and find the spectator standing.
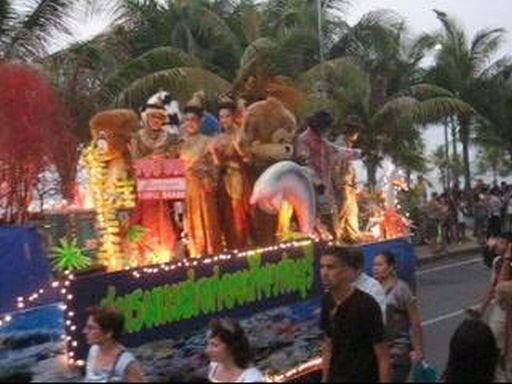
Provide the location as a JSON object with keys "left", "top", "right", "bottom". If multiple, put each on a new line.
{"left": 373, "top": 250, "right": 425, "bottom": 382}
{"left": 469, "top": 232, "right": 512, "bottom": 368}
{"left": 426, "top": 193, "right": 447, "bottom": 252}
{"left": 205, "top": 318, "right": 265, "bottom": 382}
{"left": 412, "top": 175, "right": 429, "bottom": 205}
{"left": 474, "top": 193, "right": 488, "bottom": 244}
{"left": 488, "top": 188, "right": 503, "bottom": 236}
{"left": 442, "top": 319, "right": 499, "bottom": 382}
{"left": 83, "top": 307, "right": 145, "bottom": 383}
{"left": 346, "top": 246, "right": 387, "bottom": 320}
{"left": 319, "top": 245, "right": 391, "bottom": 382}
{"left": 504, "top": 187, "right": 512, "bottom": 232}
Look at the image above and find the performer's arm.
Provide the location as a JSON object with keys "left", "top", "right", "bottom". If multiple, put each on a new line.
{"left": 327, "top": 142, "right": 363, "bottom": 161}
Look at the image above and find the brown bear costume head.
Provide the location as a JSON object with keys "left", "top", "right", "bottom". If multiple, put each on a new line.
{"left": 243, "top": 97, "right": 297, "bottom": 166}
{"left": 89, "top": 109, "right": 140, "bottom": 163}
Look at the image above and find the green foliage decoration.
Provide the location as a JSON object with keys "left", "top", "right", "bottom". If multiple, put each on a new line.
{"left": 51, "top": 237, "right": 92, "bottom": 273}
{"left": 126, "top": 225, "right": 146, "bottom": 243}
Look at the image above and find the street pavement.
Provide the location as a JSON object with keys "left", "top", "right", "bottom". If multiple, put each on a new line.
{"left": 415, "top": 250, "right": 490, "bottom": 376}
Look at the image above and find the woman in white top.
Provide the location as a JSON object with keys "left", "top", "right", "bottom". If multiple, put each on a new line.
{"left": 83, "top": 306, "right": 145, "bottom": 382}
{"left": 205, "top": 318, "right": 265, "bottom": 382}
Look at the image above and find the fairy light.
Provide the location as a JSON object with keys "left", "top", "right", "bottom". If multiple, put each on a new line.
{"left": 54, "top": 236, "right": 319, "bottom": 368}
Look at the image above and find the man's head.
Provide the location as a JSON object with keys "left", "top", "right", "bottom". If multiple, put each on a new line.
{"left": 493, "top": 232, "right": 512, "bottom": 256}
{"left": 306, "top": 111, "right": 333, "bottom": 136}
{"left": 320, "top": 245, "right": 364, "bottom": 291}
{"left": 343, "top": 115, "right": 363, "bottom": 144}
{"left": 140, "top": 92, "right": 170, "bottom": 131}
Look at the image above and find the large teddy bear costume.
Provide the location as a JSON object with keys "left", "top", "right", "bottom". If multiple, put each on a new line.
{"left": 242, "top": 97, "right": 298, "bottom": 245}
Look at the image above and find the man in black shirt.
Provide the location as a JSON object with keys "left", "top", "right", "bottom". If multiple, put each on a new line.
{"left": 320, "top": 245, "right": 391, "bottom": 382}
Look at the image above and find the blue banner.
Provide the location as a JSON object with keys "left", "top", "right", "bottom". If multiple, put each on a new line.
{"left": 66, "top": 237, "right": 416, "bottom": 362}
{"left": 0, "top": 226, "right": 52, "bottom": 314}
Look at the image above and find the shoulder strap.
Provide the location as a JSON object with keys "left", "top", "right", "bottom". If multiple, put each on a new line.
{"left": 107, "top": 350, "right": 127, "bottom": 381}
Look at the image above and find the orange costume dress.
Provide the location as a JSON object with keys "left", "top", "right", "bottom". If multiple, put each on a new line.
{"left": 180, "top": 133, "right": 223, "bottom": 257}
{"left": 214, "top": 127, "right": 251, "bottom": 250}
{"left": 130, "top": 128, "right": 180, "bottom": 262}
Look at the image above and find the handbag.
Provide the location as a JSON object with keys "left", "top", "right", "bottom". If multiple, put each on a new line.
{"left": 412, "top": 360, "right": 438, "bottom": 382}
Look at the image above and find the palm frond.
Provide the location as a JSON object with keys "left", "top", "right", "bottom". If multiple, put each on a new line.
{"left": 372, "top": 96, "right": 418, "bottom": 129}
{"left": 406, "top": 32, "right": 438, "bottom": 64}
{"left": 301, "top": 57, "right": 371, "bottom": 106}
{"left": 117, "top": 67, "right": 231, "bottom": 109}
{"left": 0, "top": 1, "right": 15, "bottom": 48}
{"left": 471, "top": 27, "right": 506, "bottom": 59}
{"left": 238, "top": 1, "right": 261, "bottom": 42}
{"left": 99, "top": 46, "right": 202, "bottom": 106}
{"left": 6, "top": 0, "right": 72, "bottom": 59}
{"left": 413, "top": 97, "right": 476, "bottom": 125}
{"left": 405, "top": 83, "right": 455, "bottom": 99}
{"left": 190, "top": 5, "right": 241, "bottom": 54}
{"left": 479, "top": 56, "right": 512, "bottom": 78}
{"left": 240, "top": 37, "right": 278, "bottom": 68}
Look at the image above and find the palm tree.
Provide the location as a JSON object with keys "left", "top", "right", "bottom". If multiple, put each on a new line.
{"left": 0, "top": 0, "right": 73, "bottom": 61}
{"left": 470, "top": 70, "right": 512, "bottom": 158}
{"left": 123, "top": 0, "right": 242, "bottom": 79}
{"left": 303, "top": 11, "right": 474, "bottom": 188}
{"left": 428, "top": 10, "right": 510, "bottom": 190}
{"left": 474, "top": 122, "right": 512, "bottom": 184}
{"left": 301, "top": 57, "right": 473, "bottom": 188}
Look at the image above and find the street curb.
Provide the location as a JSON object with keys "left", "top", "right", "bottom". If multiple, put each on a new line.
{"left": 416, "top": 245, "right": 483, "bottom": 267}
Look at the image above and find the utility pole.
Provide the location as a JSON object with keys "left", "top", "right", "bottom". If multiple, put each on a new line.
{"left": 317, "top": 0, "right": 327, "bottom": 100}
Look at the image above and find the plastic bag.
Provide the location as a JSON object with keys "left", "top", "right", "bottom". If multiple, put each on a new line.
{"left": 412, "top": 360, "right": 438, "bottom": 382}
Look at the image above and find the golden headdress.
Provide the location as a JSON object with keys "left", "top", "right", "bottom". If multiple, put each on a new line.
{"left": 218, "top": 93, "right": 237, "bottom": 111}
{"left": 184, "top": 91, "right": 205, "bottom": 116}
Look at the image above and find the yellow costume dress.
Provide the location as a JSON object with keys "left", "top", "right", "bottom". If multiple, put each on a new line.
{"left": 181, "top": 133, "right": 223, "bottom": 257}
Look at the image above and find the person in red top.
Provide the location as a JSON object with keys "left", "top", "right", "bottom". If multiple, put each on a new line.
{"left": 296, "top": 111, "right": 336, "bottom": 197}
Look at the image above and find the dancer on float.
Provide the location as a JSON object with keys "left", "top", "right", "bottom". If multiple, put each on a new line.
{"left": 210, "top": 94, "right": 252, "bottom": 250}
{"left": 180, "top": 93, "right": 223, "bottom": 258}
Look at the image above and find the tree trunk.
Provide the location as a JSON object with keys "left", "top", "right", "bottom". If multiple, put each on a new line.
{"left": 365, "top": 158, "right": 379, "bottom": 191}
{"left": 405, "top": 168, "right": 412, "bottom": 189}
{"left": 450, "top": 118, "right": 459, "bottom": 185}
{"left": 444, "top": 120, "right": 451, "bottom": 188}
{"left": 439, "top": 168, "right": 447, "bottom": 192}
{"left": 458, "top": 116, "right": 472, "bottom": 191}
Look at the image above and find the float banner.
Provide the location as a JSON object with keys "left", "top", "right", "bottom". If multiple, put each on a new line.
{"left": 133, "top": 158, "right": 185, "bottom": 200}
{"left": 66, "top": 237, "right": 415, "bottom": 361}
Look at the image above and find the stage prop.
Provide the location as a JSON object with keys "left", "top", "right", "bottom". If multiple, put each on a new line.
{"left": 0, "top": 226, "right": 53, "bottom": 314}
{"left": 63, "top": 237, "right": 415, "bottom": 368}
{"left": 250, "top": 161, "right": 316, "bottom": 237}
{"left": 134, "top": 158, "right": 185, "bottom": 201}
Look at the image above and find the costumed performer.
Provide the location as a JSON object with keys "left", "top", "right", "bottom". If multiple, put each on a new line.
{"left": 296, "top": 111, "right": 337, "bottom": 237}
{"left": 333, "top": 115, "right": 365, "bottom": 243}
{"left": 181, "top": 94, "right": 223, "bottom": 257}
{"left": 129, "top": 94, "right": 181, "bottom": 262}
{"left": 211, "top": 94, "right": 252, "bottom": 249}
{"left": 191, "top": 90, "right": 222, "bottom": 137}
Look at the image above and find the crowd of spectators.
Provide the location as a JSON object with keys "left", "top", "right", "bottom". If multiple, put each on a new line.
{"left": 407, "top": 177, "right": 512, "bottom": 250}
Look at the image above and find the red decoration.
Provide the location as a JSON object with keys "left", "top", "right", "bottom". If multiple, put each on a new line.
{"left": 133, "top": 158, "right": 185, "bottom": 200}
{"left": 0, "top": 62, "right": 74, "bottom": 222}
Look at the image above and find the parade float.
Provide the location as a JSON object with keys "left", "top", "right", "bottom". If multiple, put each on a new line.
{"left": 0, "top": 90, "right": 416, "bottom": 381}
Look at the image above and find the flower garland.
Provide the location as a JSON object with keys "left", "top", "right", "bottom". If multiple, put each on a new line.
{"left": 82, "top": 145, "right": 135, "bottom": 271}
